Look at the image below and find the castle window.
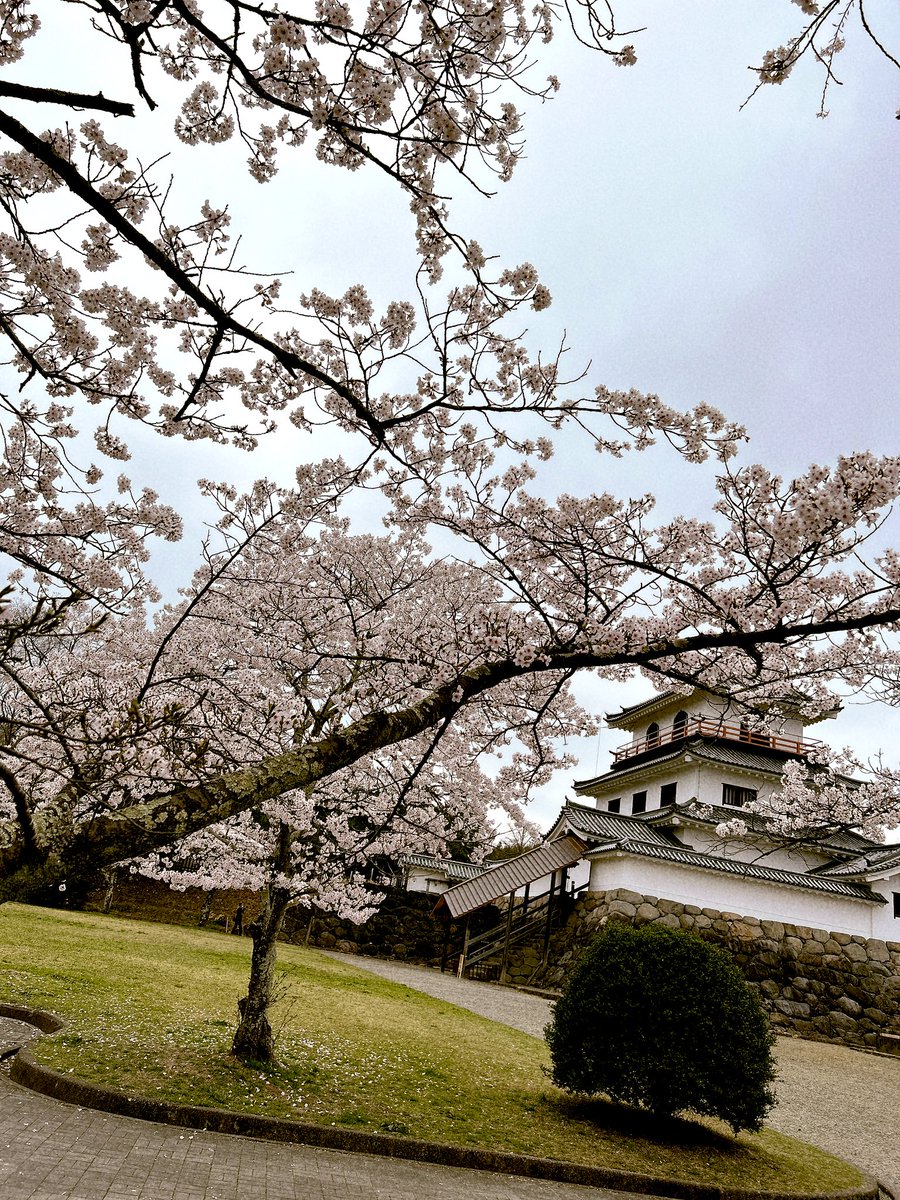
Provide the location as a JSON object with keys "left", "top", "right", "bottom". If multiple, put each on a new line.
{"left": 722, "top": 784, "right": 757, "bottom": 808}
{"left": 647, "top": 721, "right": 660, "bottom": 747}
{"left": 672, "top": 710, "right": 689, "bottom": 739}
{"left": 660, "top": 782, "right": 677, "bottom": 807}
{"left": 607, "top": 797, "right": 621, "bottom": 813}
{"left": 894, "top": 893, "right": 900, "bottom": 919}
{"left": 632, "top": 790, "right": 647, "bottom": 814}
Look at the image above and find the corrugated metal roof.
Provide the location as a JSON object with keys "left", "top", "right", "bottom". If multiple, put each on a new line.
{"left": 592, "top": 840, "right": 883, "bottom": 902}
{"left": 434, "top": 835, "right": 588, "bottom": 919}
{"left": 401, "top": 855, "right": 487, "bottom": 881}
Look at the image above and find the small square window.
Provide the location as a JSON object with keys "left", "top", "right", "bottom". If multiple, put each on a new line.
{"left": 632, "top": 791, "right": 647, "bottom": 815}
{"left": 607, "top": 797, "right": 621, "bottom": 813}
{"left": 660, "top": 782, "right": 677, "bottom": 807}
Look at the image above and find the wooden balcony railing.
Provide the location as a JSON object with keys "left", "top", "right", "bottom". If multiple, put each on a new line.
{"left": 611, "top": 717, "right": 822, "bottom": 765}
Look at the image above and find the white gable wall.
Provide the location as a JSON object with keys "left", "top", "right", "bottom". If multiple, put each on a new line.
{"left": 405, "top": 867, "right": 452, "bottom": 894}
{"left": 586, "top": 851, "right": 887, "bottom": 939}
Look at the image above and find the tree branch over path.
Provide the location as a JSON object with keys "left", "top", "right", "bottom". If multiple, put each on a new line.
{"left": 3, "top": 602, "right": 899, "bottom": 900}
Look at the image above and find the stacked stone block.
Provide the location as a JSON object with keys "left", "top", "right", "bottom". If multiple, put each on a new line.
{"left": 537, "top": 888, "right": 900, "bottom": 1052}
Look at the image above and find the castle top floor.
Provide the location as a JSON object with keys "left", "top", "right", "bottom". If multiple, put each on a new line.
{"left": 605, "top": 690, "right": 836, "bottom": 771}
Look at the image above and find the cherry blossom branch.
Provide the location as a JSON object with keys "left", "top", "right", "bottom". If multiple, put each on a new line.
{"left": 0, "top": 107, "right": 388, "bottom": 442}
{"left": 0, "top": 81, "right": 135, "bottom": 116}
{"left": 4, "top": 600, "right": 900, "bottom": 898}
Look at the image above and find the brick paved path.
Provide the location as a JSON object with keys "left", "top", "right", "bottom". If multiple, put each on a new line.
{"left": 0, "top": 1018, "right": 661, "bottom": 1200}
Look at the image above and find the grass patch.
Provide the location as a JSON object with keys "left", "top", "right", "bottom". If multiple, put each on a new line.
{"left": 1, "top": 903, "right": 866, "bottom": 1193}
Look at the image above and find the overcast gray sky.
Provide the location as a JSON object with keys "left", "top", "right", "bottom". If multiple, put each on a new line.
{"left": 8, "top": 1, "right": 900, "bottom": 829}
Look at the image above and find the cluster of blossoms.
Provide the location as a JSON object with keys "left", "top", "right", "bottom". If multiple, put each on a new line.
{"left": 0, "top": 0, "right": 38, "bottom": 65}
{"left": 720, "top": 756, "right": 900, "bottom": 845}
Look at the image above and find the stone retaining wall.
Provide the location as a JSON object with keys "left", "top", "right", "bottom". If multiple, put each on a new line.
{"left": 280, "top": 891, "right": 487, "bottom": 963}
{"left": 538, "top": 888, "right": 900, "bottom": 1051}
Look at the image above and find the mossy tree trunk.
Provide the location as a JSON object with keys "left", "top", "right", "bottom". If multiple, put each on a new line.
{"left": 198, "top": 888, "right": 216, "bottom": 926}
{"left": 231, "top": 822, "right": 294, "bottom": 1064}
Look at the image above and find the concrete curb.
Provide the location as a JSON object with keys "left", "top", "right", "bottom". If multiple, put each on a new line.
{"left": 0, "top": 1002, "right": 66, "bottom": 1033}
{"left": 4, "top": 1007, "right": 880, "bottom": 1200}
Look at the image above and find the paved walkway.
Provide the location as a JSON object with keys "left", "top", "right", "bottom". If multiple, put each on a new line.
{"left": 326, "top": 954, "right": 900, "bottom": 1196}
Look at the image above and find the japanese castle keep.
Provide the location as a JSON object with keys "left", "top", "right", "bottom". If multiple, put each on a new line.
{"left": 415, "top": 690, "right": 900, "bottom": 1051}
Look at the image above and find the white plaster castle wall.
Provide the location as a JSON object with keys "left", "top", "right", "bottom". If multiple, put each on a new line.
{"left": 568, "top": 857, "right": 592, "bottom": 893}
{"left": 673, "top": 823, "right": 830, "bottom": 872}
{"left": 404, "top": 869, "right": 451, "bottom": 894}
{"left": 586, "top": 852, "right": 881, "bottom": 938}
{"left": 691, "top": 762, "right": 778, "bottom": 809}
{"left": 870, "top": 877, "right": 900, "bottom": 941}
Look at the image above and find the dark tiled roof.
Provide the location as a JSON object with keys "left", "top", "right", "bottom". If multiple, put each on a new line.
{"left": 684, "top": 742, "right": 797, "bottom": 774}
{"left": 593, "top": 840, "right": 884, "bottom": 903}
{"left": 812, "top": 828, "right": 879, "bottom": 853}
{"left": 605, "top": 690, "right": 839, "bottom": 728}
{"left": 814, "top": 844, "right": 900, "bottom": 879}
{"left": 400, "top": 855, "right": 487, "bottom": 881}
{"left": 649, "top": 799, "right": 879, "bottom": 857}
{"left": 574, "top": 748, "right": 684, "bottom": 792}
{"left": 605, "top": 691, "right": 678, "bottom": 726}
{"left": 553, "top": 802, "right": 679, "bottom": 848}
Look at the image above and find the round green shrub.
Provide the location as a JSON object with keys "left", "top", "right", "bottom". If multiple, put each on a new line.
{"left": 545, "top": 921, "right": 776, "bottom": 1132}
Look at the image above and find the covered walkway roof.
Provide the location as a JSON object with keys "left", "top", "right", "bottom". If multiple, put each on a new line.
{"left": 433, "top": 835, "right": 588, "bottom": 920}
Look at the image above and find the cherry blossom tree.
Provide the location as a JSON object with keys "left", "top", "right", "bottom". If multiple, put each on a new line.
{"left": 5, "top": 447, "right": 900, "bottom": 906}
{"left": 2, "top": 492, "right": 570, "bottom": 1056}
{"left": 140, "top": 741, "right": 519, "bottom": 1061}
{"left": 1, "top": 0, "right": 900, "bottom": 924}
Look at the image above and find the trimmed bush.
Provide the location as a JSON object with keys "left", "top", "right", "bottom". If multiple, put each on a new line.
{"left": 545, "top": 922, "right": 776, "bottom": 1133}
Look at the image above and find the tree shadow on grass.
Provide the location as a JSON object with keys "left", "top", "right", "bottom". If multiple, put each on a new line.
{"left": 546, "top": 1093, "right": 742, "bottom": 1150}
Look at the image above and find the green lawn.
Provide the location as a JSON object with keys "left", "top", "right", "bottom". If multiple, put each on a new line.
{"left": 1, "top": 903, "right": 868, "bottom": 1193}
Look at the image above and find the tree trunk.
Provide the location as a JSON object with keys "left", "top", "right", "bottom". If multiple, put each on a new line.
{"left": 231, "top": 885, "right": 291, "bottom": 1063}
{"left": 102, "top": 867, "right": 119, "bottom": 914}
{"left": 198, "top": 888, "right": 216, "bottom": 926}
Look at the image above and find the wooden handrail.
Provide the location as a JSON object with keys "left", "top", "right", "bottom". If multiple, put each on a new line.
{"left": 612, "top": 717, "right": 821, "bottom": 764}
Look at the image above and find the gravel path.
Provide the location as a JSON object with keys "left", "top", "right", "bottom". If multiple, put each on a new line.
{"left": 325, "top": 952, "right": 900, "bottom": 1195}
